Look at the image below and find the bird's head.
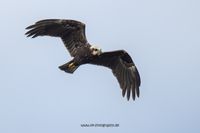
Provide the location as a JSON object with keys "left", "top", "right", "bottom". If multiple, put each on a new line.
{"left": 90, "top": 45, "right": 102, "bottom": 56}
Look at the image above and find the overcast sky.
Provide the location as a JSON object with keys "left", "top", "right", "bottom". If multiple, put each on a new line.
{"left": 0, "top": 0, "right": 200, "bottom": 133}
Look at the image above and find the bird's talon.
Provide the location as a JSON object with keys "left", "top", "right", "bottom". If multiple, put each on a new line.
{"left": 69, "top": 62, "right": 75, "bottom": 68}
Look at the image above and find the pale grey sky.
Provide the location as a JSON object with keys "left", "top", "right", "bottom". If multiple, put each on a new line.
{"left": 0, "top": 0, "right": 200, "bottom": 133}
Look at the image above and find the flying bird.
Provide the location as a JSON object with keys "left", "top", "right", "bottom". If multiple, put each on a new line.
{"left": 25, "top": 19, "right": 141, "bottom": 101}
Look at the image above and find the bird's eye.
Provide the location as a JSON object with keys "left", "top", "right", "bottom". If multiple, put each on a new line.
{"left": 94, "top": 49, "right": 98, "bottom": 51}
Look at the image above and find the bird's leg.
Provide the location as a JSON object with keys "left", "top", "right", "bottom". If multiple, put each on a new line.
{"left": 68, "top": 62, "right": 76, "bottom": 69}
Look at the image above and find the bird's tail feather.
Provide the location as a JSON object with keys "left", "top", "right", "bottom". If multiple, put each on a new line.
{"left": 59, "top": 60, "right": 79, "bottom": 74}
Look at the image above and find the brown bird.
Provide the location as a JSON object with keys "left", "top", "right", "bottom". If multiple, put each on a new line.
{"left": 25, "top": 19, "right": 141, "bottom": 101}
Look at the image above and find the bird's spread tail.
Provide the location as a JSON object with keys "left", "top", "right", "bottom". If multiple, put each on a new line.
{"left": 59, "top": 60, "right": 79, "bottom": 74}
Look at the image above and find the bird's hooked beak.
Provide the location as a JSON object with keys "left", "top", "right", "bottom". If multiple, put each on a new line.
{"left": 90, "top": 45, "right": 102, "bottom": 56}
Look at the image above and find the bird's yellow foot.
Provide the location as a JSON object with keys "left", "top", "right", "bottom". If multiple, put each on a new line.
{"left": 68, "top": 62, "right": 75, "bottom": 69}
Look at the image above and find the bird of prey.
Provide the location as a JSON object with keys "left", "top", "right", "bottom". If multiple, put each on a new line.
{"left": 25, "top": 19, "right": 141, "bottom": 101}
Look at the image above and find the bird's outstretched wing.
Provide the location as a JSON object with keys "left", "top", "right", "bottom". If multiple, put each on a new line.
{"left": 90, "top": 50, "right": 141, "bottom": 100}
{"left": 25, "top": 19, "right": 88, "bottom": 57}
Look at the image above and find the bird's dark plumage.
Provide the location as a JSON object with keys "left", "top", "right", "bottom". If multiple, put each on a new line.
{"left": 89, "top": 50, "right": 141, "bottom": 100}
{"left": 25, "top": 19, "right": 88, "bottom": 57}
{"left": 25, "top": 19, "right": 141, "bottom": 101}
